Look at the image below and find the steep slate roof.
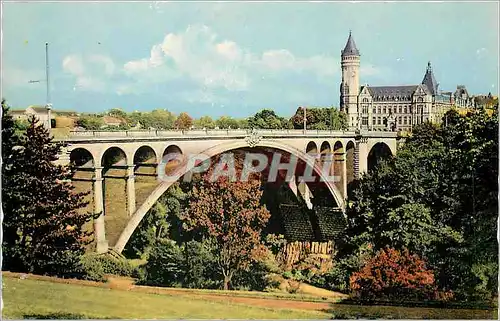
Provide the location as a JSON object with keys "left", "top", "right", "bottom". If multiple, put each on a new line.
{"left": 341, "top": 31, "right": 360, "bottom": 57}
{"left": 454, "top": 85, "right": 469, "bottom": 98}
{"left": 421, "top": 61, "right": 438, "bottom": 95}
{"left": 365, "top": 85, "right": 419, "bottom": 101}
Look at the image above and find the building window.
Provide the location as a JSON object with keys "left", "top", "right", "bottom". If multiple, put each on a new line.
{"left": 377, "top": 117, "right": 381, "bottom": 125}
{"left": 398, "top": 116, "right": 402, "bottom": 125}
{"left": 383, "top": 107, "right": 386, "bottom": 114}
{"left": 404, "top": 106, "right": 407, "bottom": 113}
{"left": 394, "top": 107, "right": 397, "bottom": 114}
{"left": 372, "top": 117, "right": 376, "bottom": 125}
{"left": 377, "top": 106, "right": 381, "bottom": 113}
{"left": 417, "top": 97, "right": 423, "bottom": 103}
{"left": 362, "top": 117, "right": 368, "bottom": 126}
{"left": 398, "top": 106, "right": 402, "bottom": 113}
{"left": 403, "top": 116, "right": 407, "bottom": 125}
{"left": 373, "top": 107, "right": 376, "bottom": 114}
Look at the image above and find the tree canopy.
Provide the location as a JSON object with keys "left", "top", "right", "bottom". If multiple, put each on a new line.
{"left": 342, "top": 107, "right": 498, "bottom": 300}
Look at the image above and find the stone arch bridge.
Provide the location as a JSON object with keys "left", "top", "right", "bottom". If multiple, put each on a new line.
{"left": 55, "top": 129, "right": 399, "bottom": 254}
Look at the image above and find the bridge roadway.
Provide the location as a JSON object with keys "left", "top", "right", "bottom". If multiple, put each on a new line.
{"left": 54, "top": 129, "right": 399, "bottom": 254}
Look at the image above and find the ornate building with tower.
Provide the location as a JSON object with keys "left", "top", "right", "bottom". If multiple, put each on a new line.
{"left": 339, "top": 32, "right": 475, "bottom": 131}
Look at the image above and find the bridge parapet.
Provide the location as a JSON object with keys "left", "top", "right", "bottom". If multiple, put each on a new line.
{"left": 57, "top": 129, "right": 398, "bottom": 141}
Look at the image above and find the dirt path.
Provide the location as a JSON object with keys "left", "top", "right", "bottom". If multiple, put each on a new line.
{"left": 186, "top": 293, "right": 333, "bottom": 311}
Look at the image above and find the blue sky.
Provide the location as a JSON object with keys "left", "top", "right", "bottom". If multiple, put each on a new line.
{"left": 2, "top": 1, "right": 498, "bottom": 118}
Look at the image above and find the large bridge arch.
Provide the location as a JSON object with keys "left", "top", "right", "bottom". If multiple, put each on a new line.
{"left": 113, "top": 139, "right": 346, "bottom": 253}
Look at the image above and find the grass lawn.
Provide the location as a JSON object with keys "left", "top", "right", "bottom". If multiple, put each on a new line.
{"left": 2, "top": 274, "right": 497, "bottom": 319}
{"left": 1, "top": 276, "right": 329, "bottom": 319}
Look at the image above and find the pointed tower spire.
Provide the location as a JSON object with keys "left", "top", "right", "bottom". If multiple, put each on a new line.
{"left": 422, "top": 60, "right": 438, "bottom": 95}
{"left": 341, "top": 31, "right": 360, "bottom": 57}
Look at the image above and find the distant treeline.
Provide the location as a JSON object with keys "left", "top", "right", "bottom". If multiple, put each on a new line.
{"left": 72, "top": 107, "right": 348, "bottom": 131}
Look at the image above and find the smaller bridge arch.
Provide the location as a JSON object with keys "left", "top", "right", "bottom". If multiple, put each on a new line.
{"left": 306, "top": 141, "right": 318, "bottom": 155}
{"left": 70, "top": 147, "right": 95, "bottom": 168}
{"left": 367, "top": 142, "right": 393, "bottom": 172}
{"left": 101, "top": 146, "right": 128, "bottom": 168}
{"left": 133, "top": 146, "right": 157, "bottom": 165}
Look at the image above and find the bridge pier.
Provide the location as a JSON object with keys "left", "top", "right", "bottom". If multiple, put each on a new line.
{"left": 334, "top": 151, "right": 347, "bottom": 199}
{"left": 354, "top": 138, "right": 369, "bottom": 178}
{"left": 126, "top": 165, "right": 136, "bottom": 216}
{"left": 93, "top": 167, "right": 108, "bottom": 253}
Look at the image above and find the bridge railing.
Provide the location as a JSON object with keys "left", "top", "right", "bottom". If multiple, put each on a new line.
{"left": 64, "top": 128, "right": 399, "bottom": 139}
{"left": 67, "top": 129, "right": 344, "bottom": 137}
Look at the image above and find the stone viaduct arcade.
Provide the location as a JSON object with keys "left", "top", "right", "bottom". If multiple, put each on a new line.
{"left": 55, "top": 129, "right": 399, "bottom": 254}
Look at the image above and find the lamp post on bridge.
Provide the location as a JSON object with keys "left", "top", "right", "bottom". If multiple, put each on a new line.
{"left": 303, "top": 106, "right": 307, "bottom": 133}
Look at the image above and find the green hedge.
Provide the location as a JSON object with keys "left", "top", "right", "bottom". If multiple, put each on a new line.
{"left": 79, "top": 253, "right": 139, "bottom": 282}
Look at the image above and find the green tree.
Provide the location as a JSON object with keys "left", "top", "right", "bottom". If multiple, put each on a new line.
{"left": 77, "top": 115, "right": 104, "bottom": 130}
{"left": 290, "top": 106, "right": 347, "bottom": 130}
{"left": 151, "top": 109, "right": 176, "bottom": 129}
{"left": 107, "top": 108, "right": 129, "bottom": 120}
{"left": 194, "top": 116, "right": 216, "bottom": 129}
{"left": 248, "top": 109, "right": 289, "bottom": 129}
{"left": 216, "top": 116, "right": 239, "bottom": 129}
{"left": 237, "top": 118, "right": 250, "bottom": 129}
{"left": 124, "top": 183, "right": 188, "bottom": 259}
{"left": 2, "top": 116, "right": 95, "bottom": 276}
{"left": 341, "top": 107, "right": 498, "bottom": 300}
{"left": 1, "top": 99, "right": 21, "bottom": 159}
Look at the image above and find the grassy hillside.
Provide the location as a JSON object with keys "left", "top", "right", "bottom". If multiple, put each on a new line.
{"left": 1, "top": 276, "right": 329, "bottom": 319}
{"left": 2, "top": 274, "right": 497, "bottom": 319}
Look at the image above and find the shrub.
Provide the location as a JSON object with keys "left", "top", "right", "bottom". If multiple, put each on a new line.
{"left": 233, "top": 255, "right": 281, "bottom": 292}
{"left": 139, "top": 239, "right": 220, "bottom": 289}
{"left": 182, "top": 240, "right": 220, "bottom": 289}
{"left": 78, "top": 255, "right": 106, "bottom": 282}
{"left": 139, "top": 240, "right": 184, "bottom": 287}
{"left": 264, "top": 234, "right": 287, "bottom": 255}
{"left": 96, "top": 254, "right": 137, "bottom": 277}
{"left": 349, "top": 247, "right": 438, "bottom": 301}
{"left": 78, "top": 253, "right": 138, "bottom": 281}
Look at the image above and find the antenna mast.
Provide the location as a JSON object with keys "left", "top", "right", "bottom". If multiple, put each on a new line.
{"left": 45, "top": 42, "right": 52, "bottom": 129}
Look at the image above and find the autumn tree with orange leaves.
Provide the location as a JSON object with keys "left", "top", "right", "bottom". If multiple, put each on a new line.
{"left": 182, "top": 152, "right": 271, "bottom": 290}
{"left": 174, "top": 112, "right": 193, "bottom": 130}
{"left": 349, "top": 247, "right": 452, "bottom": 301}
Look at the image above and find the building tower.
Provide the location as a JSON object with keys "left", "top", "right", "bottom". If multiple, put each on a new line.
{"left": 340, "top": 31, "right": 360, "bottom": 129}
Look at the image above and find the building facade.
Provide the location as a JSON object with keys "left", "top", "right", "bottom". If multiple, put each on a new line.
{"left": 339, "top": 32, "right": 475, "bottom": 131}
{"left": 10, "top": 105, "right": 77, "bottom": 129}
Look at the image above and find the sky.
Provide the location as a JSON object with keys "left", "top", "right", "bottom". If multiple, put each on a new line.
{"left": 1, "top": 1, "right": 499, "bottom": 118}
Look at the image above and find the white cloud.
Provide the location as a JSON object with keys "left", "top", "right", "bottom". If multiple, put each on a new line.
{"left": 62, "top": 55, "right": 85, "bottom": 75}
{"left": 122, "top": 24, "right": 341, "bottom": 98}
{"left": 62, "top": 54, "right": 115, "bottom": 92}
{"left": 59, "top": 24, "right": 383, "bottom": 106}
